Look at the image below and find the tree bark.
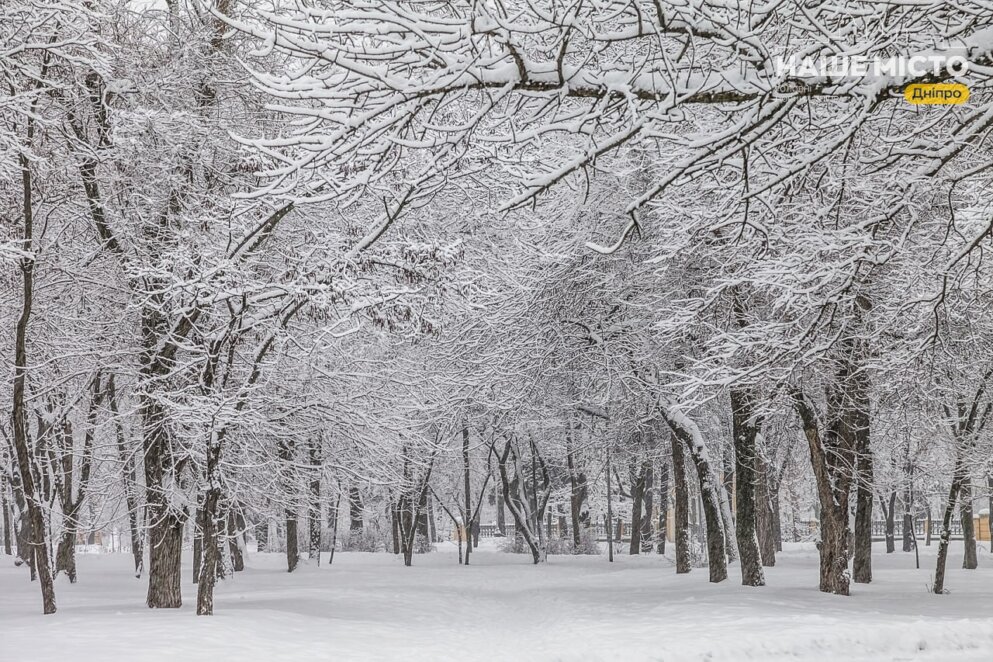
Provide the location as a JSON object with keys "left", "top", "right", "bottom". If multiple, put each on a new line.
{"left": 462, "top": 425, "right": 472, "bottom": 563}
{"left": 672, "top": 436, "right": 691, "bottom": 574}
{"left": 730, "top": 388, "right": 765, "bottom": 586}
{"left": 755, "top": 456, "right": 776, "bottom": 567}
{"left": 628, "top": 461, "right": 647, "bottom": 555}
{"left": 880, "top": 493, "right": 896, "bottom": 554}
{"left": 349, "top": 487, "right": 363, "bottom": 531}
{"left": 934, "top": 471, "right": 965, "bottom": 593}
{"left": 660, "top": 409, "right": 727, "bottom": 583}
{"left": 285, "top": 511, "right": 299, "bottom": 572}
{"left": 793, "top": 386, "right": 853, "bottom": 596}
{"left": 641, "top": 464, "right": 654, "bottom": 553}
{"left": 309, "top": 441, "right": 321, "bottom": 566}
{"left": 657, "top": 459, "right": 668, "bottom": 555}
{"left": 12, "top": 143, "right": 57, "bottom": 614}
{"left": 961, "top": 479, "right": 977, "bottom": 569}
{"left": 108, "top": 375, "right": 143, "bottom": 577}
{"left": 852, "top": 404, "right": 873, "bottom": 584}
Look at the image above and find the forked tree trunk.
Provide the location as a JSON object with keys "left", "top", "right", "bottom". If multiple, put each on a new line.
{"left": 661, "top": 409, "right": 727, "bottom": 583}
{"left": 793, "top": 386, "right": 853, "bottom": 596}
{"left": 566, "top": 422, "right": 588, "bottom": 549}
{"left": 729, "top": 388, "right": 765, "bottom": 587}
{"left": 349, "top": 487, "right": 364, "bottom": 532}
{"left": 672, "top": 436, "right": 691, "bottom": 574}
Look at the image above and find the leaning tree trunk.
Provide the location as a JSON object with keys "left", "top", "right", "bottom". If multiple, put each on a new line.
{"left": 961, "top": 479, "right": 977, "bottom": 570}
{"left": 934, "top": 470, "right": 966, "bottom": 594}
{"left": 672, "top": 436, "right": 691, "bottom": 574}
{"left": 11, "top": 140, "right": 56, "bottom": 614}
{"left": 729, "top": 388, "right": 765, "bottom": 587}
{"left": 793, "top": 386, "right": 854, "bottom": 596}
{"left": 661, "top": 409, "right": 727, "bottom": 583}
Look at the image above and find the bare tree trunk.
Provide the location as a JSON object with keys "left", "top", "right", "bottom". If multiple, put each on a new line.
{"left": 628, "top": 461, "right": 646, "bottom": 555}
{"left": 496, "top": 479, "right": 507, "bottom": 536}
{"left": 108, "top": 375, "right": 143, "bottom": 577}
{"left": 12, "top": 142, "right": 57, "bottom": 614}
{"left": 793, "top": 387, "right": 853, "bottom": 596}
{"left": 1, "top": 486, "right": 11, "bottom": 556}
{"left": 565, "top": 422, "right": 587, "bottom": 549}
{"left": 730, "top": 388, "right": 765, "bottom": 587}
{"left": 462, "top": 425, "right": 472, "bottom": 564}
{"left": 661, "top": 410, "right": 728, "bottom": 583}
{"left": 309, "top": 441, "right": 321, "bottom": 566}
{"left": 934, "top": 472, "right": 965, "bottom": 593}
{"left": 672, "top": 436, "right": 690, "bottom": 574}
{"left": 229, "top": 510, "right": 245, "bottom": 572}
{"left": 193, "top": 507, "right": 203, "bottom": 584}
{"left": 255, "top": 517, "right": 269, "bottom": 553}
{"left": 196, "top": 492, "right": 221, "bottom": 615}
{"left": 349, "top": 487, "right": 363, "bottom": 532}
{"left": 852, "top": 408, "right": 873, "bottom": 584}
{"left": 880, "top": 493, "right": 896, "bottom": 554}
{"left": 285, "top": 511, "right": 299, "bottom": 572}
{"left": 961, "top": 479, "right": 977, "bottom": 569}
{"left": 902, "top": 481, "right": 915, "bottom": 553}
{"left": 657, "top": 459, "right": 668, "bottom": 555}
{"left": 641, "top": 465, "right": 654, "bottom": 553}
{"left": 755, "top": 456, "right": 776, "bottom": 567}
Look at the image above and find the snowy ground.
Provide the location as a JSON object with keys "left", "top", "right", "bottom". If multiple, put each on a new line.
{"left": 3, "top": 541, "right": 993, "bottom": 661}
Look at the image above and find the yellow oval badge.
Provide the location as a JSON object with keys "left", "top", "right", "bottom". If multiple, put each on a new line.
{"left": 905, "top": 83, "right": 969, "bottom": 105}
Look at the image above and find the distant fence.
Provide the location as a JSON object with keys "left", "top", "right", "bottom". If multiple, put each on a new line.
{"left": 475, "top": 517, "right": 982, "bottom": 543}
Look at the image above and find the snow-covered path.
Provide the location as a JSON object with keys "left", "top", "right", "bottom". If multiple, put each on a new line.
{"left": 2, "top": 542, "right": 992, "bottom": 661}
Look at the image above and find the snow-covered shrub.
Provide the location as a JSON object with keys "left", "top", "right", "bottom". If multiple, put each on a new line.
{"left": 339, "top": 529, "right": 384, "bottom": 552}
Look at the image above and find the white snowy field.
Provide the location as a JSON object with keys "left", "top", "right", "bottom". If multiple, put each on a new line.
{"left": 2, "top": 541, "right": 993, "bottom": 662}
